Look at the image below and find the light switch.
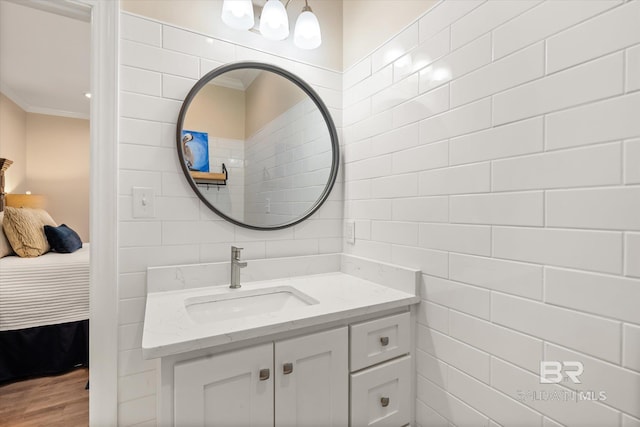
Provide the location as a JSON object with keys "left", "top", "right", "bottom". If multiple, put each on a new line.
{"left": 133, "top": 187, "right": 155, "bottom": 218}
{"left": 345, "top": 221, "right": 355, "bottom": 244}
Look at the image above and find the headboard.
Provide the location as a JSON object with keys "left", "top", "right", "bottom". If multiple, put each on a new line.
{"left": 0, "top": 158, "right": 13, "bottom": 212}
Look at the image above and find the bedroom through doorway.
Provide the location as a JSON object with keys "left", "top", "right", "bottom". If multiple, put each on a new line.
{"left": 0, "top": 0, "right": 92, "bottom": 425}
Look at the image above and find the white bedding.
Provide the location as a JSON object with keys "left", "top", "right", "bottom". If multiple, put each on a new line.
{"left": 0, "top": 244, "right": 90, "bottom": 331}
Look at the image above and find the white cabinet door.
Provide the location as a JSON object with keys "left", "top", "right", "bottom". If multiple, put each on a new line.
{"left": 275, "top": 327, "right": 349, "bottom": 427}
{"left": 351, "top": 355, "right": 412, "bottom": 427}
{"left": 174, "top": 343, "right": 274, "bottom": 427}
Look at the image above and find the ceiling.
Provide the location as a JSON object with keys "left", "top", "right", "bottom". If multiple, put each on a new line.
{"left": 208, "top": 68, "right": 261, "bottom": 91}
{"left": 0, "top": 0, "right": 91, "bottom": 119}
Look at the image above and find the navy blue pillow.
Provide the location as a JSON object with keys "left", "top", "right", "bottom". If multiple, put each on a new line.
{"left": 44, "top": 224, "right": 83, "bottom": 253}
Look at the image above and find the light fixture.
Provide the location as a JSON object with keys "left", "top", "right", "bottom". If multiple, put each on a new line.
{"left": 84, "top": 92, "right": 92, "bottom": 99}
{"left": 293, "top": 0, "right": 321, "bottom": 50}
{"left": 259, "top": 0, "right": 289, "bottom": 41}
{"left": 220, "top": 0, "right": 321, "bottom": 50}
{"left": 221, "top": 0, "right": 255, "bottom": 31}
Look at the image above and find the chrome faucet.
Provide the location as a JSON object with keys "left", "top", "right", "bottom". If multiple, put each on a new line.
{"left": 230, "top": 246, "right": 247, "bottom": 289}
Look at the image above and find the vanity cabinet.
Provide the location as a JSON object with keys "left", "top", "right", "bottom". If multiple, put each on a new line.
{"left": 164, "top": 311, "right": 413, "bottom": 427}
{"left": 173, "top": 327, "right": 348, "bottom": 427}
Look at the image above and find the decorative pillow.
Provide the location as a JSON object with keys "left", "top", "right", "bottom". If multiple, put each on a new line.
{"left": 2, "top": 207, "right": 57, "bottom": 257}
{"left": 44, "top": 224, "right": 83, "bottom": 253}
{"left": 0, "top": 212, "right": 15, "bottom": 258}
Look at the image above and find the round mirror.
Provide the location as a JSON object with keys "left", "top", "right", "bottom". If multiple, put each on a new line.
{"left": 177, "top": 62, "right": 339, "bottom": 230}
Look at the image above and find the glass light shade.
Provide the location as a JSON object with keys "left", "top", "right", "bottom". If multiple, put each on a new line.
{"left": 259, "top": 0, "right": 289, "bottom": 41}
{"left": 221, "top": 0, "right": 254, "bottom": 31}
{"left": 294, "top": 10, "right": 321, "bottom": 50}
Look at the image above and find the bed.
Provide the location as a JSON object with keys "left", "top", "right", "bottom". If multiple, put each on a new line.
{"left": 0, "top": 244, "right": 90, "bottom": 384}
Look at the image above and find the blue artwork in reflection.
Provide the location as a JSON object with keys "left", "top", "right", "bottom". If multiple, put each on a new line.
{"left": 181, "top": 130, "right": 209, "bottom": 172}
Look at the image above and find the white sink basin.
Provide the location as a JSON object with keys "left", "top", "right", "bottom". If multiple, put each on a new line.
{"left": 185, "top": 286, "right": 318, "bottom": 324}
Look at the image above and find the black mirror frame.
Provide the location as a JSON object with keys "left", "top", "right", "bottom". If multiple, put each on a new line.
{"left": 176, "top": 62, "right": 340, "bottom": 231}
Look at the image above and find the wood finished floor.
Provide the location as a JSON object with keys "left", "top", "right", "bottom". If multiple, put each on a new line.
{"left": 0, "top": 368, "right": 88, "bottom": 427}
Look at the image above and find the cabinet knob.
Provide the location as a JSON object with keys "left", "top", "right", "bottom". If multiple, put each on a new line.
{"left": 380, "top": 397, "right": 390, "bottom": 407}
{"left": 283, "top": 362, "right": 293, "bottom": 375}
{"left": 380, "top": 336, "right": 389, "bottom": 346}
{"left": 259, "top": 368, "right": 270, "bottom": 381}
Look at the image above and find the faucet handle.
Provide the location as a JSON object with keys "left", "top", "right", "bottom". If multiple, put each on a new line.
{"left": 231, "top": 246, "right": 244, "bottom": 259}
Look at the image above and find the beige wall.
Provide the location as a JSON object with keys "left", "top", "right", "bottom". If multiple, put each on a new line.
{"left": 122, "top": 0, "right": 343, "bottom": 71}
{"left": 183, "top": 70, "right": 307, "bottom": 143}
{"left": 184, "top": 83, "right": 245, "bottom": 140}
{"left": 245, "top": 71, "right": 306, "bottom": 138}
{"left": 25, "top": 113, "right": 90, "bottom": 242}
{"left": 342, "top": 0, "right": 438, "bottom": 70}
{"left": 0, "top": 93, "right": 27, "bottom": 193}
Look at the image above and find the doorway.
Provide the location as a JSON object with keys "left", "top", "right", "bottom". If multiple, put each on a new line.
{"left": 0, "top": 0, "right": 91, "bottom": 424}
{"left": 0, "top": 0, "right": 118, "bottom": 424}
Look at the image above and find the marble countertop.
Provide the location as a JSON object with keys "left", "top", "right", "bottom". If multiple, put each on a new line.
{"left": 142, "top": 258, "right": 420, "bottom": 359}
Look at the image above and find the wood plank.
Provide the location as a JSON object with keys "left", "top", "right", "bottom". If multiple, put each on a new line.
{"left": 190, "top": 171, "right": 226, "bottom": 181}
{"left": 0, "top": 369, "right": 88, "bottom": 427}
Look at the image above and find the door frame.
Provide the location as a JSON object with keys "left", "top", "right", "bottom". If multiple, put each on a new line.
{"left": 77, "top": 0, "right": 119, "bottom": 424}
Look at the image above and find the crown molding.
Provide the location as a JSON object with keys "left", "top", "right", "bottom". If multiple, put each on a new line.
{"left": 27, "top": 106, "right": 90, "bottom": 120}
{"left": 0, "top": 83, "right": 30, "bottom": 112}
{"left": 4, "top": 0, "right": 90, "bottom": 22}
{"left": 1, "top": 82, "right": 89, "bottom": 120}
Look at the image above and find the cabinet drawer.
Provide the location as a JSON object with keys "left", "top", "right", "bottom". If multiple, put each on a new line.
{"left": 350, "top": 312, "right": 410, "bottom": 371}
{"left": 350, "top": 355, "right": 411, "bottom": 427}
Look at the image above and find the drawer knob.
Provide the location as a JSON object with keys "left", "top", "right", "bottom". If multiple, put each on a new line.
{"left": 283, "top": 362, "right": 293, "bottom": 375}
{"left": 380, "top": 336, "right": 389, "bottom": 346}
{"left": 380, "top": 397, "right": 390, "bottom": 407}
{"left": 259, "top": 368, "right": 270, "bottom": 381}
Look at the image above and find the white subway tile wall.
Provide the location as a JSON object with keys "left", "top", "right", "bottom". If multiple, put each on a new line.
{"left": 117, "top": 1, "right": 640, "bottom": 424}
{"left": 118, "top": 13, "right": 343, "bottom": 426}
{"left": 343, "top": 1, "right": 640, "bottom": 426}
{"left": 417, "top": 359, "right": 491, "bottom": 426}
{"left": 490, "top": 356, "right": 620, "bottom": 426}
{"left": 627, "top": 233, "right": 640, "bottom": 278}
{"left": 244, "top": 99, "right": 333, "bottom": 227}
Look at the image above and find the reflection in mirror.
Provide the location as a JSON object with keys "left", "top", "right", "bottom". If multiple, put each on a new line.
{"left": 179, "top": 64, "right": 337, "bottom": 229}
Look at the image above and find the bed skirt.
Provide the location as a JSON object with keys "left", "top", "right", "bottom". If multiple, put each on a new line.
{"left": 0, "top": 319, "right": 88, "bottom": 384}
